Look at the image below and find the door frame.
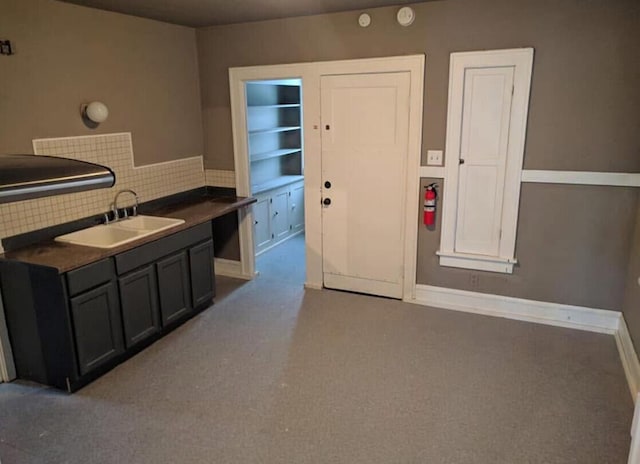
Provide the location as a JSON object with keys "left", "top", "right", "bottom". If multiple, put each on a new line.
{"left": 229, "top": 55, "right": 424, "bottom": 298}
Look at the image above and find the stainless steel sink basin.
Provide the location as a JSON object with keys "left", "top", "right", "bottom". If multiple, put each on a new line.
{"left": 55, "top": 215, "right": 185, "bottom": 249}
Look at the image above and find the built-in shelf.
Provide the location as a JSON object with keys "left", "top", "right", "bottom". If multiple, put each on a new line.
{"left": 246, "top": 81, "right": 303, "bottom": 201}
{"left": 251, "top": 148, "right": 302, "bottom": 163}
{"left": 248, "top": 126, "right": 301, "bottom": 136}
{"left": 247, "top": 104, "right": 301, "bottom": 109}
{"left": 252, "top": 175, "right": 304, "bottom": 195}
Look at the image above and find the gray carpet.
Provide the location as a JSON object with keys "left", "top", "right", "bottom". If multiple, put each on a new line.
{"left": 0, "top": 234, "right": 633, "bottom": 463}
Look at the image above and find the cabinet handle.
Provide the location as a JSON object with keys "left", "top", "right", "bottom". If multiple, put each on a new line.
{"left": 254, "top": 220, "right": 258, "bottom": 225}
{"left": 274, "top": 211, "right": 279, "bottom": 216}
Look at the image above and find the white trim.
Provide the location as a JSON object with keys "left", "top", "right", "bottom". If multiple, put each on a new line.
{"left": 409, "top": 284, "right": 620, "bottom": 334}
{"left": 214, "top": 258, "right": 253, "bottom": 280}
{"left": 229, "top": 55, "right": 425, "bottom": 298}
{"left": 436, "top": 252, "right": 515, "bottom": 274}
{"left": 522, "top": 170, "right": 640, "bottom": 187}
{"left": 615, "top": 316, "right": 640, "bottom": 401}
{"left": 630, "top": 393, "right": 640, "bottom": 464}
{"left": 439, "top": 48, "right": 534, "bottom": 273}
{"left": 255, "top": 230, "right": 303, "bottom": 257}
{"left": 419, "top": 166, "right": 445, "bottom": 178}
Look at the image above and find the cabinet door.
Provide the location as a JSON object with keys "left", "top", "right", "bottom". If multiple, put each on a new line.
{"left": 272, "top": 189, "right": 290, "bottom": 240}
{"left": 119, "top": 265, "right": 160, "bottom": 349}
{"left": 157, "top": 251, "right": 192, "bottom": 326}
{"left": 189, "top": 240, "right": 215, "bottom": 308}
{"left": 289, "top": 182, "right": 305, "bottom": 233}
{"left": 70, "top": 282, "right": 124, "bottom": 375}
{"left": 253, "top": 196, "right": 272, "bottom": 253}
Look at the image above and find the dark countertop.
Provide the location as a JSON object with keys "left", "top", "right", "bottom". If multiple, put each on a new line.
{"left": 0, "top": 195, "right": 256, "bottom": 273}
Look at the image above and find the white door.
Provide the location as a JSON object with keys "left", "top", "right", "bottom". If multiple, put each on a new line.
{"left": 290, "top": 182, "right": 305, "bottom": 233}
{"left": 253, "top": 196, "right": 271, "bottom": 252}
{"left": 272, "top": 189, "right": 290, "bottom": 240}
{"left": 320, "top": 72, "right": 410, "bottom": 298}
{"left": 455, "top": 67, "right": 515, "bottom": 256}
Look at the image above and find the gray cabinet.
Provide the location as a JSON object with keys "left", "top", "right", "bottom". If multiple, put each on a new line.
{"left": 157, "top": 251, "right": 192, "bottom": 325}
{"left": 1, "top": 222, "right": 216, "bottom": 392}
{"left": 190, "top": 240, "right": 215, "bottom": 308}
{"left": 119, "top": 265, "right": 160, "bottom": 349}
{"left": 70, "top": 281, "right": 124, "bottom": 375}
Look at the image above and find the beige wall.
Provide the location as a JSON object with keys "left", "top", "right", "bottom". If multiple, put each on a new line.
{"left": 1, "top": 0, "right": 203, "bottom": 165}
{"left": 196, "top": 0, "right": 640, "bottom": 311}
{"left": 623, "top": 196, "right": 640, "bottom": 346}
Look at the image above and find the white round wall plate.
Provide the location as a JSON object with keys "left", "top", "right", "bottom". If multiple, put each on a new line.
{"left": 397, "top": 6, "right": 415, "bottom": 27}
{"left": 358, "top": 13, "right": 371, "bottom": 28}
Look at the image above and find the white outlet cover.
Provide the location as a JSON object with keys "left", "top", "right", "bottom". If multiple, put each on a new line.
{"left": 427, "top": 150, "right": 443, "bottom": 166}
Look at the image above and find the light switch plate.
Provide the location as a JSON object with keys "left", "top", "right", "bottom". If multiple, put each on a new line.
{"left": 427, "top": 150, "right": 443, "bottom": 166}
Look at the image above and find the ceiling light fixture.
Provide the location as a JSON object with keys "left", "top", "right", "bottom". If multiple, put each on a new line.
{"left": 81, "top": 101, "right": 109, "bottom": 128}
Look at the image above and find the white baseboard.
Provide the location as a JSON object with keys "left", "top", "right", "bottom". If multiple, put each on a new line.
{"left": 410, "top": 284, "right": 620, "bottom": 334}
{"left": 214, "top": 258, "right": 253, "bottom": 280}
{"left": 615, "top": 317, "right": 640, "bottom": 402}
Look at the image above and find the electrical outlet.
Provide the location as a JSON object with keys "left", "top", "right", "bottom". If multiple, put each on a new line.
{"left": 427, "top": 150, "right": 443, "bottom": 166}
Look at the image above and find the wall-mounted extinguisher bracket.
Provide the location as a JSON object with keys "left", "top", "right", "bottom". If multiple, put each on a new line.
{"left": 424, "top": 183, "right": 438, "bottom": 228}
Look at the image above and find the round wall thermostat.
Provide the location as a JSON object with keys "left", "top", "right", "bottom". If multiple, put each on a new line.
{"left": 396, "top": 6, "right": 415, "bottom": 26}
{"left": 358, "top": 13, "right": 371, "bottom": 28}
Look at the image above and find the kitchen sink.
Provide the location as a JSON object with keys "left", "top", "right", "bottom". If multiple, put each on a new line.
{"left": 113, "top": 215, "right": 185, "bottom": 233}
{"left": 55, "top": 215, "right": 185, "bottom": 249}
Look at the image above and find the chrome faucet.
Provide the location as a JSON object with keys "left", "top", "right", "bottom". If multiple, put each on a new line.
{"left": 112, "top": 189, "right": 139, "bottom": 221}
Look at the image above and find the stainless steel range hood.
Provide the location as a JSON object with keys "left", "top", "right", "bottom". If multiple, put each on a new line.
{"left": 0, "top": 154, "right": 115, "bottom": 204}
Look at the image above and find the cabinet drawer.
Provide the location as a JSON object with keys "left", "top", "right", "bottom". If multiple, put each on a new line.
{"left": 66, "top": 258, "right": 115, "bottom": 297}
{"left": 115, "top": 222, "right": 212, "bottom": 275}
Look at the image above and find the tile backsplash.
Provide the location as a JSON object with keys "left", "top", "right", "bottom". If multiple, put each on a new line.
{"left": 205, "top": 169, "right": 236, "bottom": 188}
{"left": 0, "top": 133, "right": 205, "bottom": 244}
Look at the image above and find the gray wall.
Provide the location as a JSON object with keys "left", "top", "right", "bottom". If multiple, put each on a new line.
{"left": 197, "top": 0, "right": 639, "bottom": 172}
{"left": 1, "top": 0, "right": 203, "bottom": 165}
{"left": 196, "top": 0, "right": 640, "bottom": 312}
{"left": 623, "top": 196, "right": 640, "bottom": 347}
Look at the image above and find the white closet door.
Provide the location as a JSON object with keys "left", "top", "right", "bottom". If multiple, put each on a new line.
{"left": 320, "top": 72, "right": 410, "bottom": 298}
{"left": 454, "top": 67, "right": 515, "bottom": 256}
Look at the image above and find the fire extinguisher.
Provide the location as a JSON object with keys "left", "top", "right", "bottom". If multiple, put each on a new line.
{"left": 424, "top": 183, "right": 438, "bottom": 226}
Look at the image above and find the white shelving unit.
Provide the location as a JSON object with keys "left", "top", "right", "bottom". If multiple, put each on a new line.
{"left": 246, "top": 80, "right": 304, "bottom": 255}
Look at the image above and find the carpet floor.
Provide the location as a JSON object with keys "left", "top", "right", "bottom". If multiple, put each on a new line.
{"left": 0, "top": 234, "right": 633, "bottom": 463}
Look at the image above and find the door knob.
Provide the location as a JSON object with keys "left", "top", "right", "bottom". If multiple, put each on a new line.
{"left": 323, "top": 198, "right": 331, "bottom": 206}
{"left": 324, "top": 181, "right": 332, "bottom": 189}
{"left": 459, "top": 158, "right": 465, "bottom": 165}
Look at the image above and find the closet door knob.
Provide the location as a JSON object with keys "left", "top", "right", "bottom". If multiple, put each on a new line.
{"left": 323, "top": 198, "right": 331, "bottom": 206}
{"left": 324, "top": 181, "right": 332, "bottom": 189}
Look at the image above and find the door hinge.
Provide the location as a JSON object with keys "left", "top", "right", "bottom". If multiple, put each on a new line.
{"left": 290, "top": 225, "right": 292, "bottom": 230}
{"left": 271, "top": 233, "right": 274, "bottom": 239}
{"left": 499, "top": 229, "right": 502, "bottom": 239}
{"left": 511, "top": 85, "right": 514, "bottom": 96}
{"left": 270, "top": 198, "right": 272, "bottom": 204}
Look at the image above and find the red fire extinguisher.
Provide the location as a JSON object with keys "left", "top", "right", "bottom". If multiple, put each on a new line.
{"left": 424, "top": 184, "right": 438, "bottom": 226}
